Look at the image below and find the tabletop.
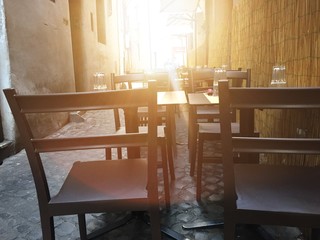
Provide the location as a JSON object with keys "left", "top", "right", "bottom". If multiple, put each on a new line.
{"left": 188, "top": 92, "right": 219, "bottom": 105}
{"left": 158, "top": 90, "right": 188, "bottom": 105}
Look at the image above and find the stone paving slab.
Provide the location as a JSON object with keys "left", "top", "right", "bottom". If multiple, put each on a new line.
{"left": 0, "top": 109, "right": 302, "bottom": 239}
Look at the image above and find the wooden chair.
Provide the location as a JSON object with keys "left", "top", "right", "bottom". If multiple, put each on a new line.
{"left": 191, "top": 69, "right": 252, "bottom": 196}
{"left": 218, "top": 80, "right": 320, "bottom": 239}
{"left": 3, "top": 81, "right": 162, "bottom": 240}
{"left": 145, "top": 72, "right": 172, "bottom": 91}
{"left": 188, "top": 67, "right": 249, "bottom": 123}
{"left": 111, "top": 73, "right": 175, "bottom": 181}
{"left": 109, "top": 73, "right": 146, "bottom": 159}
{"left": 139, "top": 72, "right": 170, "bottom": 126}
{"left": 188, "top": 68, "right": 219, "bottom": 122}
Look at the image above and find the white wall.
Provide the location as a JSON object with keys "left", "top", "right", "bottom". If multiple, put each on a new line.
{"left": 0, "top": 0, "right": 14, "bottom": 141}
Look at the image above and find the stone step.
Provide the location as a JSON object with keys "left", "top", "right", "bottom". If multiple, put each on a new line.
{"left": 0, "top": 140, "right": 14, "bottom": 165}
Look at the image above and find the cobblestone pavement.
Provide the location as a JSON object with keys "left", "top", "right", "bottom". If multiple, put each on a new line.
{"left": 0, "top": 108, "right": 298, "bottom": 239}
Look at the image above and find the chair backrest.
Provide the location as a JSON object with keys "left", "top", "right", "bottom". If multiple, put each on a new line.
{"left": 110, "top": 73, "right": 147, "bottom": 130}
{"left": 111, "top": 72, "right": 168, "bottom": 128}
{"left": 145, "top": 72, "right": 171, "bottom": 91}
{"left": 110, "top": 73, "right": 146, "bottom": 90}
{"left": 3, "top": 81, "right": 158, "bottom": 211}
{"left": 188, "top": 68, "right": 251, "bottom": 93}
{"left": 224, "top": 68, "right": 251, "bottom": 122}
{"left": 218, "top": 80, "right": 320, "bottom": 210}
{"left": 226, "top": 68, "right": 251, "bottom": 88}
{"left": 111, "top": 72, "right": 171, "bottom": 91}
{"left": 188, "top": 68, "right": 215, "bottom": 93}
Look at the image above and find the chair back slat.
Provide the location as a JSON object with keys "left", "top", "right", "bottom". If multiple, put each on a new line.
{"left": 15, "top": 89, "right": 148, "bottom": 113}
{"left": 233, "top": 137, "right": 320, "bottom": 154}
{"left": 229, "top": 87, "right": 320, "bottom": 109}
{"left": 32, "top": 134, "right": 147, "bottom": 153}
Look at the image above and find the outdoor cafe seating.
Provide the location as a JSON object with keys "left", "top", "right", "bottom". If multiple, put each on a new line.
{"left": 4, "top": 71, "right": 320, "bottom": 239}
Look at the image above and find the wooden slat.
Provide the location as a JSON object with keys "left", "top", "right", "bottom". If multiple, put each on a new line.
{"left": 32, "top": 133, "right": 147, "bottom": 153}
{"left": 14, "top": 88, "right": 148, "bottom": 113}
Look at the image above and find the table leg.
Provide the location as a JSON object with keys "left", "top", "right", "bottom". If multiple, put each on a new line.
{"left": 166, "top": 105, "right": 177, "bottom": 157}
{"left": 124, "top": 107, "right": 140, "bottom": 158}
{"left": 188, "top": 106, "right": 197, "bottom": 176}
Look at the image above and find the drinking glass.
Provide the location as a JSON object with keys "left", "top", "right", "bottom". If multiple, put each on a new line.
{"left": 93, "top": 72, "right": 107, "bottom": 90}
{"left": 213, "top": 67, "right": 227, "bottom": 95}
{"left": 270, "top": 65, "right": 286, "bottom": 87}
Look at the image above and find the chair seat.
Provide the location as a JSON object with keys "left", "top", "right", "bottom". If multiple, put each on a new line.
{"left": 235, "top": 164, "right": 320, "bottom": 215}
{"left": 50, "top": 159, "right": 148, "bottom": 204}
{"left": 198, "top": 122, "right": 240, "bottom": 134}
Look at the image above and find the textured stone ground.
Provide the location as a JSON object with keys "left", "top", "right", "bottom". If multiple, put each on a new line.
{"left": 0, "top": 108, "right": 302, "bottom": 239}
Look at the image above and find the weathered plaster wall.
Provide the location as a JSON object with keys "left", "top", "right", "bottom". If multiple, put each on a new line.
{"left": 0, "top": 0, "right": 14, "bottom": 142}
{"left": 69, "top": 0, "right": 118, "bottom": 91}
{"left": 2, "top": 0, "right": 75, "bottom": 144}
{"left": 4, "top": 0, "right": 75, "bottom": 94}
{"left": 207, "top": 0, "right": 233, "bottom": 68}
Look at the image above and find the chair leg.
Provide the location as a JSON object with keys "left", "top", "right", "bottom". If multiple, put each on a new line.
{"left": 165, "top": 127, "right": 175, "bottom": 180}
{"left": 189, "top": 124, "right": 199, "bottom": 176}
{"left": 78, "top": 214, "right": 87, "bottom": 240}
{"left": 224, "top": 222, "right": 236, "bottom": 240}
{"left": 117, "top": 147, "right": 122, "bottom": 159}
{"left": 196, "top": 135, "right": 204, "bottom": 201}
{"left": 161, "top": 141, "right": 171, "bottom": 208}
{"left": 311, "top": 228, "right": 320, "bottom": 240}
{"left": 41, "top": 216, "right": 55, "bottom": 240}
{"left": 105, "top": 148, "right": 112, "bottom": 160}
{"left": 149, "top": 207, "right": 162, "bottom": 240}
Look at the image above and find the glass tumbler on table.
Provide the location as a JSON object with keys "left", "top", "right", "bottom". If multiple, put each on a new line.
{"left": 270, "top": 65, "right": 286, "bottom": 87}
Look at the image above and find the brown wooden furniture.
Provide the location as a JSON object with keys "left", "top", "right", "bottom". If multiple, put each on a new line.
{"left": 187, "top": 68, "right": 219, "bottom": 123}
{"left": 187, "top": 68, "right": 250, "bottom": 146}
{"left": 108, "top": 73, "right": 187, "bottom": 180}
{"left": 110, "top": 73, "right": 175, "bottom": 182}
{"left": 108, "top": 108, "right": 171, "bottom": 208}
{"left": 188, "top": 92, "right": 219, "bottom": 172}
{"left": 3, "top": 81, "right": 162, "bottom": 240}
{"left": 192, "top": 69, "right": 253, "bottom": 200}
{"left": 111, "top": 72, "right": 170, "bottom": 126}
{"left": 218, "top": 80, "right": 320, "bottom": 239}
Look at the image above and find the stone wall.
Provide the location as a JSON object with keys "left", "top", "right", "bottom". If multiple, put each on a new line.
{"left": 1, "top": 0, "right": 119, "bottom": 149}
{"left": 4, "top": 0, "right": 75, "bottom": 94}
{"left": 1, "top": 0, "right": 75, "bottom": 145}
{"left": 69, "top": 0, "right": 119, "bottom": 92}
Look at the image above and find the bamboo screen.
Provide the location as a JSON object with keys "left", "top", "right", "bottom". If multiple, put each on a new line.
{"left": 209, "top": 0, "right": 320, "bottom": 165}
